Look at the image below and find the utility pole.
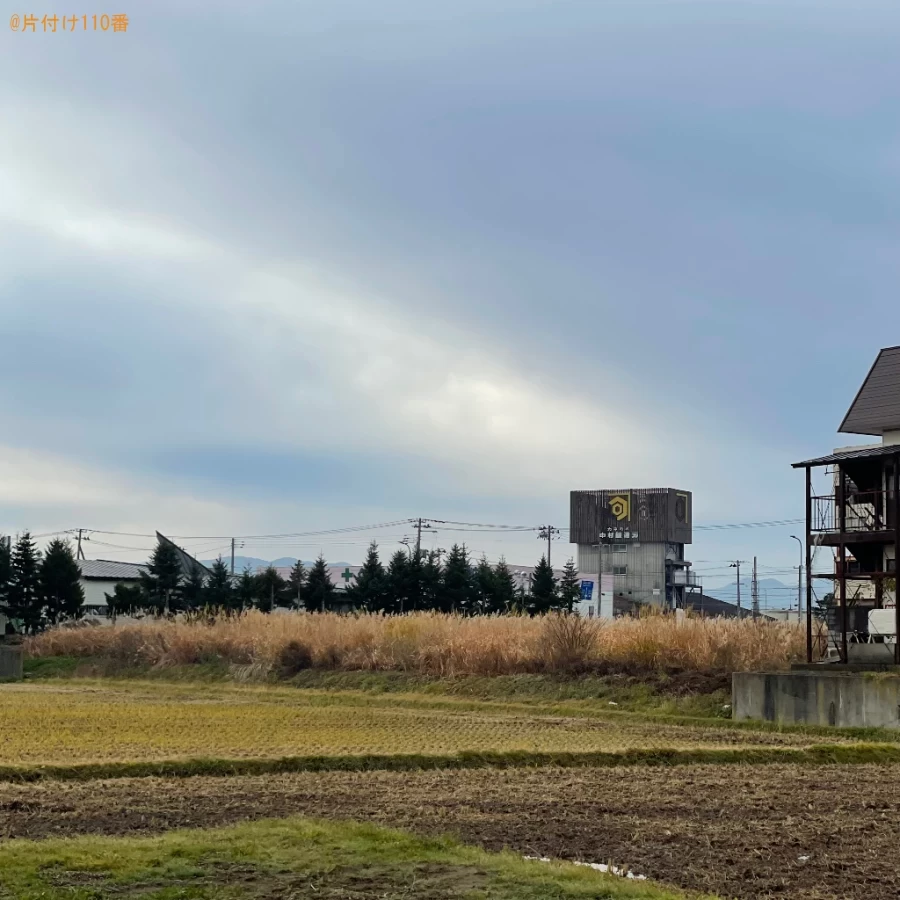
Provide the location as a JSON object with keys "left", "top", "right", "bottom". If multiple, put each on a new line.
{"left": 76, "top": 529, "right": 85, "bottom": 560}
{"left": 537, "top": 525, "right": 560, "bottom": 565}
{"left": 598, "top": 541, "right": 603, "bottom": 616}
{"left": 729, "top": 560, "right": 746, "bottom": 617}
{"left": 751, "top": 556, "right": 759, "bottom": 619}
{"left": 790, "top": 535, "right": 804, "bottom": 623}
{"left": 412, "top": 518, "right": 436, "bottom": 558}
{"left": 230, "top": 538, "right": 235, "bottom": 576}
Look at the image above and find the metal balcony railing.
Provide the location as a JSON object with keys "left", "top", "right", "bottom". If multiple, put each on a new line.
{"left": 670, "top": 570, "right": 702, "bottom": 588}
{"left": 811, "top": 492, "right": 896, "bottom": 534}
{"left": 832, "top": 558, "right": 895, "bottom": 576}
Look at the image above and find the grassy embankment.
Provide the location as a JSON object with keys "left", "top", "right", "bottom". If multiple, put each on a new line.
{"left": 0, "top": 817, "right": 712, "bottom": 900}
{"left": 25, "top": 655, "right": 733, "bottom": 716}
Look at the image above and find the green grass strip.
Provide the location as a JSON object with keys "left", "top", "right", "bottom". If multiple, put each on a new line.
{"left": 1, "top": 743, "right": 898, "bottom": 783}
{"left": 0, "top": 815, "right": 710, "bottom": 899}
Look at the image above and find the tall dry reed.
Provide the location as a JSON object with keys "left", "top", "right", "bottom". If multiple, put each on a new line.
{"left": 25, "top": 611, "right": 813, "bottom": 676}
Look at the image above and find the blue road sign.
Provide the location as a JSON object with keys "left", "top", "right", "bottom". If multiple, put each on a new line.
{"left": 580, "top": 580, "right": 594, "bottom": 601}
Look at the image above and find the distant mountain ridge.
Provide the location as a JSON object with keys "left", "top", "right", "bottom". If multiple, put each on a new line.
{"left": 705, "top": 577, "right": 827, "bottom": 609}
{"left": 200, "top": 555, "right": 352, "bottom": 572}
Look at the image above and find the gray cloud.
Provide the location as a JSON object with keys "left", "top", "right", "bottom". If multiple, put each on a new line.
{"left": 2, "top": 0, "right": 898, "bottom": 573}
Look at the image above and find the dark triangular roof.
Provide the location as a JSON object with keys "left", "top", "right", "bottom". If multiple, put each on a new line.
{"left": 839, "top": 346, "right": 900, "bottom": 436}
{"left": 156, "top": 532, "right": 210, "bottom": 581}
{"left": 683, "top": 594, "right": 760, "bottom": 619}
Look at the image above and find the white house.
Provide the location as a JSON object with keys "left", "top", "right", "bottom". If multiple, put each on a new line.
{"left": 78, "top": 560, "right": 146, "bottom": 614}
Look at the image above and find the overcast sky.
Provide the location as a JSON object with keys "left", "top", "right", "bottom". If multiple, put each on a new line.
{"left": 2, "top": 0, "right": 899, "bottom": 589}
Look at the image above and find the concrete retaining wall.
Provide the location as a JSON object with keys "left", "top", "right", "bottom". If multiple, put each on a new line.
{"left": 733, "top": 670, "right": 900, "bottom": 729}
{"left": 0, "top": 645, "right": 23, "bottom": 681}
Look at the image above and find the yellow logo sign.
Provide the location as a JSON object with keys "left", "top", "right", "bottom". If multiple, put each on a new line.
{"left": 609, "top": 493, "right": 630, "bottom": 522}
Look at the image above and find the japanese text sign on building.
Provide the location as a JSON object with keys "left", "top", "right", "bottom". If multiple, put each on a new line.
{"left": 599, "top": 529, "right": 639, "bottom": 541}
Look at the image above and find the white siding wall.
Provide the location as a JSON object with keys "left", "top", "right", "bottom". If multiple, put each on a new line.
{"left": 80, "top": 578, "right": 128, "bottom": 608}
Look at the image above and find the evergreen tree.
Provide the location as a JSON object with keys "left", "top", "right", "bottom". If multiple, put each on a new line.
{"left": 529, "top": 555, "right": 558, "bottom": 614}
{"left": 181, "top": 568, "right": 207, "bottom": 612}
{"left": 384, "top": 550, "right": 410, "bottom": 613}
{"left": 139, "top": 541, "right": 183, "bottom": 616}
{"left": 7, "top": 532, "right": 43, "bottom": 633}
{"left": 346, "top": 542, "right": 385, "bottom": 612}
{"left": 287, "top": 560, "right": 307, "bottom": 609}
{"left": 204, "top": 558, "right": 234, "bottom": 611}
{"left": 105, "top": 582, "right": 144, "bottom": 621}
{"left": 475, "top": 555, "right": 496, "bottom": 614}
{"left": 254, "top": 565, "right": 285, "bottom": 613}
{"left": 405, "top": 550, "right": 425, "bottom": 611}
{"left": 302, "top": 554, "right": 336, "bottom": 612}
{"left": 236, "top": 566, "right": 256, "bottom": 613}
{"left": 421, "top": 550, "right": 444, "bottom": 612}
{"left": 40, "top": 538, "right": 85, "bottom": 624}
{"left": 490, "top": 557, "right": 517, "bottom": 614}
{"left": 558, "top": 558, "right": 581, "bottom": 612}
{"left": 442, "top": 544, "right": 475, "bottom": 613}
{"left": 0, "top": 537, "right": 11, "bottom": 626}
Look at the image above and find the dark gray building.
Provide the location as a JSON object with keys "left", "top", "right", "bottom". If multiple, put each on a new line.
{"left": 793, "top": 345, "right": 900, "bottom": 663}
{"left": 569, "top": 488, "right": 698, "bottom": 610}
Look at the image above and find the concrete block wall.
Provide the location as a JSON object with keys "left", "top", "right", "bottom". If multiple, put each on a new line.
{"left": 733, "top": 671, "right": 900, "bottom": 729}
{"left": 0, "top": 645, "right": 23, "bottom": 681}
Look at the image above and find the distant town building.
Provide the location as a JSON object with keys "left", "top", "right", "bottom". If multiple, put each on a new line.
{"left": 78, "top": 559, "right": 146, "bottom": 613}
{"left": 77, "top": 533, "right": 208, "bottom": 618}
{"left": 569, "top": 488, "right": 697, "bottom": 611}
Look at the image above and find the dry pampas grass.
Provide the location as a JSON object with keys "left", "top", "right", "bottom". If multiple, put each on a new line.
{"left": 25, "top": 610, "right": 814, "bottom": 677}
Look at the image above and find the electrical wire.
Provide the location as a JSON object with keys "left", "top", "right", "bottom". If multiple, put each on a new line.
{"left": 79, "top": 514, "right": 807, "bottom": 542}
{"left": 83, "top": 519, "right": 414, "bottom": 541}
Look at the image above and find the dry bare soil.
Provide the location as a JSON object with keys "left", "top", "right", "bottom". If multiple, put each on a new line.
{"left": 0, "top": 764, "right": 897, "bottom": 900}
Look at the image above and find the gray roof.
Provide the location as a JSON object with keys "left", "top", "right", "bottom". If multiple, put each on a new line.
{"left": 79, "top": 559, "right": 146, "bottom": 580}
{"left": 839, "top": 346, "right": 900, "bottom": 436}
{"left": 792, "top": 444, "right": 900, "bottom": 469}
{"left": 684, "top": 594, "right": 759, "bottom": 619}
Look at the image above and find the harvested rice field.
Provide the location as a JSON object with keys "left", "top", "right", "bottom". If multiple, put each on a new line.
{"left": 2, "top": 764, "right": 896, "bottom": 900}
{"left": 2, "top": 675, "right": 899, "bottom": 900}
{"left": 0, "top": 680, "right": 869, "bottom": 767}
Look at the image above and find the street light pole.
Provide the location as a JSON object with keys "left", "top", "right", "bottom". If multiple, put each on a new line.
{"left": 790, "top": 535, "right": 804, "bottom": 623}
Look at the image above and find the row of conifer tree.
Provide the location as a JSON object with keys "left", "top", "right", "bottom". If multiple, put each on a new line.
{"left": 113, "top": 541, "right": 581, "bottom": 617}
{"left": 0, "top": 533, "right": 583, "bottom": 632}
{"left": 0, "top": 533, "right": 85, "bottom": 634}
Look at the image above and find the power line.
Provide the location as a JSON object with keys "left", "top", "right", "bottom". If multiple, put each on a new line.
{"left": 83, "top": 519, "right": 414, "bottom": 541}
{"left": 16, "top": 515, "right": 813, "bottom": 550}
{"left": 694, "top": 518, "right": 804, "bottom": 531}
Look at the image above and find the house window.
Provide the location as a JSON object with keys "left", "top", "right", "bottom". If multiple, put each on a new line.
{"left": 613, "top": 565, "right": 627, "bottom": 576}
{"left": 611, "top": 543, "right": 627, "bottom": 553}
